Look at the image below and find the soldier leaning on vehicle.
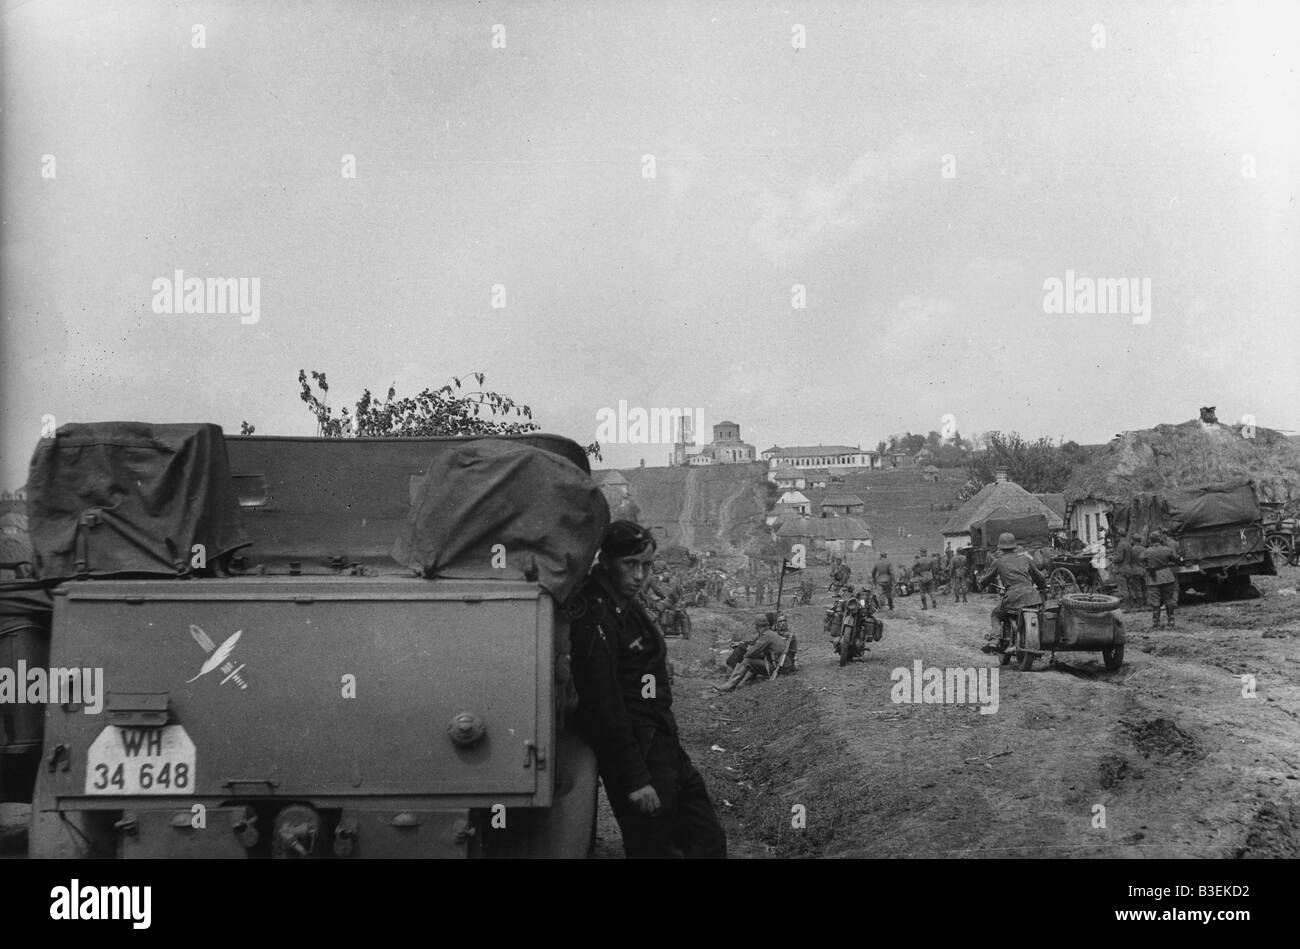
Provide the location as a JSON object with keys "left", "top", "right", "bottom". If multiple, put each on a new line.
{"left": 567, "top": 520, "right": 726, "bottom": 859}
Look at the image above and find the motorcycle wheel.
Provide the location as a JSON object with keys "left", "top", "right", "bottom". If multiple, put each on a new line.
{"left": 839, "top": 628, "right": 853, "bottom": 667}
{"left": 679, "top": 611, "right": 692, "bottom": 640}
{"left": 1017, "top": 621, "right": 1036, "bottom": 671}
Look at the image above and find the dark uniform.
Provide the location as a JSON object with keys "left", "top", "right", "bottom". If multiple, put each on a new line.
{"left": 569, "top": 570, "right": 726, "bottom": 859}
{"left": 950, "top": 552, "right": 969, "bottom": 603}
{"left": 913, "top": 550, "right": 940, "bottom": 610}
{"left": 977, "top": 545, "right": 1047, "bottom": 625}
{"left": 871, "top": 555, "right": 896, "bottom": 610}
{"left": 1141, "top": 536, "right": 1180, "bottom": 628}
{"left": 1111, "top": 533, "right": 1144, "bottom": 608}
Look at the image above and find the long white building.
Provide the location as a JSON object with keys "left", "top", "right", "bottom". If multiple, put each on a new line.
{"left": 761, "top": 444, "right": 881, "bottom": 469}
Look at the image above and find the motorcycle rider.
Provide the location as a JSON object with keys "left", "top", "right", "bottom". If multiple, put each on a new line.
{"left": 976, "top": 532, "right": 1048, "bottom": 653}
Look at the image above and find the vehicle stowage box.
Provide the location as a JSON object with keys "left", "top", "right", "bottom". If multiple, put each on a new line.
{"left": 30, "top": 577, "right": 559, "bottom": 857}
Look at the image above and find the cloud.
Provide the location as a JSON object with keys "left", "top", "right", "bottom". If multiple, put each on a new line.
{"left": 745, "top": 140, "right": 924, "bottom": 265}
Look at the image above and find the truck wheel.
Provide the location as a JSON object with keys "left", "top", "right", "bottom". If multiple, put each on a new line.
{"left": 1101, "top": 644, "right": 1124, "bottom": 670}
{"left": 1060, "top": 592, "right": 1121, "bottom": 613}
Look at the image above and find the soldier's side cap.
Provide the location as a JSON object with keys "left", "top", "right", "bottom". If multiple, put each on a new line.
{"left": 601, "top": 520, "right": 656, "bottom": 560}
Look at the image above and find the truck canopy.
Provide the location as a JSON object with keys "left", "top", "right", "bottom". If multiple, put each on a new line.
{"left": 972, "top": 511, "right": 1050, "bottom": 549}
{"left": 1109, "top": 481, "right": 1261, "bottom": 537}
{"left": 26, "top": 422, "right": 249, "bottom": 581}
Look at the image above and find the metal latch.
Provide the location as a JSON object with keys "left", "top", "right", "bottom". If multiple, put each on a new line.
{"left": 105, "top": 692, "right": 172, "bottom": 727}
{"left": 46, "top": 743, "right": 70, "bottom": 773}
{"left": 524, "top": 740, "right": 547, "bottom": 771}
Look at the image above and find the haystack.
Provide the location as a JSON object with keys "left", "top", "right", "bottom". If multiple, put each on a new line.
{"left": 1064, "top": 418, "right": 1300, "bottom": 506}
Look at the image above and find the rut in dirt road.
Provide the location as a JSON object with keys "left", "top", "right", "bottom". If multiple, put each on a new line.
{"left": 703, "top": 577, "right": 1300, "bottom": 858}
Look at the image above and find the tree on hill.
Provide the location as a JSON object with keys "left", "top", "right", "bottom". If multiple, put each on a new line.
{"left": 255, "top": 370, "right": 601, "bottom": 459}
{"left": 965, "top": 431, "right": 1074, "bottom": 493}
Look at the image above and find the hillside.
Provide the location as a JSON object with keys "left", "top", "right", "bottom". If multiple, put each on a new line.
{"left": 822, "top": 468, "right": 969, "bottom": 556}
{"left": 608, "top": 463, "right": 770, "bottom": 553}
{"left": 598, "top": 462, "right": 973, "bottom": 557}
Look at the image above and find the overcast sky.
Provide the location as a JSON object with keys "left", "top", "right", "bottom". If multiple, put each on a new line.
{"left": 2, "top": 0, "right": 1297, "bottom": 486}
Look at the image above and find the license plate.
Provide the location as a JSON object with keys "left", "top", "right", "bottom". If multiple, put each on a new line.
{"left": 84, "top": 725, "right": 197, "bottom": 795}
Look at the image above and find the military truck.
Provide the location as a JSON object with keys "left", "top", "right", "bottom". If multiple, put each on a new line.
{"left": 20, "top": 422, "right": 606, "bottom": 858}
{"left": 1107, "top": 481, "right": 1277, "bottom": 598}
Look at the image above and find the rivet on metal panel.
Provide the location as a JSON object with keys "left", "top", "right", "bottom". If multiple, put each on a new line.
{"left": 390, "top": 812, "right": 421, "bottom": 828}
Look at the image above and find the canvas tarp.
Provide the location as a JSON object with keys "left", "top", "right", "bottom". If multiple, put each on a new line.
{"left": 971, "top": 512, "right": 1050, "bottom": 549}
{"left": 393, "top": 439, "right": 608, "bottom": 603}
{"left": 26, "top": 422, "right": 250, "bottom": 581}
{"left": 1109, "top": 482, "right": 1260, "bottom": 538}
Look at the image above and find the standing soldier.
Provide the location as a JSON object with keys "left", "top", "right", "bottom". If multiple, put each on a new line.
{"left": 913, "top": 548, "right": 939, "bottom": 610}
{"left": 568, "top": 521, "right": 727, "bottom": 859}
{"left": 871, "top": 551, "right": 896, "bottom": 611}
{"left": 951, "top": 548, "right": 969, "bottom": 603}
{"left": 1140, "top": 529, "right": 1182, "bottom": 629}
{"left": 1111, "top": 529, "right": 1140, "bottom": 608}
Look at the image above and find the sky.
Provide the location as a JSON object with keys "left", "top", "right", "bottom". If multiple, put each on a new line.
{"left": 2, "top": 0, "right": 1297, "bottom": 486}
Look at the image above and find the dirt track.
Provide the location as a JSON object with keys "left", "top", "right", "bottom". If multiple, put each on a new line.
{"left": 595, "top": 564, "right": 1300, "bottom": 858}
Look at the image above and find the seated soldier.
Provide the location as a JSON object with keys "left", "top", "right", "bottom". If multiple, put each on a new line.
{"left": 719, "top": 614, "right": 787, "bottom": 691}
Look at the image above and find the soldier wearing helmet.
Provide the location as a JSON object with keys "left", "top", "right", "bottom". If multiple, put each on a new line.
{"left": 976, "top": 532, "right": 1048, "bottom": 651}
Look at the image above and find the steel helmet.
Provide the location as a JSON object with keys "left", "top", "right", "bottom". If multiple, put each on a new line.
{"left": 997, "top": 532, "right": 1016, "bottom": 550}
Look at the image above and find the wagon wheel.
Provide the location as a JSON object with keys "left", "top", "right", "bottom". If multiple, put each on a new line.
{"left": 1048, "top": 567, "right": 1079, "bottom": 599}
{"left": 1265, "top": 535, "right": 1292, "bottom": 561}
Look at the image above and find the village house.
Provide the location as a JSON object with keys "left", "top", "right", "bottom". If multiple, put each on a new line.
{"left": 819, "top": 492, "right": 865, "bottom": 517}
{"left": 776, "top": 514, "right": 873, "bottom": 556}
{"left": 770, "top": 465, "right": 806, "bottom": 490}
{"left": 940, "top": 467, "right": 1064, "bottom": 549}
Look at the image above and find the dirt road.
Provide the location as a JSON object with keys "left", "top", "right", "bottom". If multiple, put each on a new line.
{"left": 594, "top": 565, "right": 1300, "bottom": 858}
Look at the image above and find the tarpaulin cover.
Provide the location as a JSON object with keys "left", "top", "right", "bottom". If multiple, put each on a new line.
{"left": 26, "top": 422, "right": 249, "bottom": 581}
{"left": 972, "top": 512, "right": 1050, "bottom": 549}
{"left": 0, "top": 580, "right": 52, "bottom": 634}
{"left": 393, "top": 439, "right": 609, "bottom": 603}
{"left": 1110, "top": 482, "right": 1260, "bottom": 537}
